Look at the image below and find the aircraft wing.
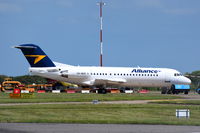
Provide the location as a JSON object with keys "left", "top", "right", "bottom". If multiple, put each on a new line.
{"left": 95, "top": 78, "right": 126, "bottom": 85}
{"left": 82, "top": 78, "right": 126, "bottom": 86}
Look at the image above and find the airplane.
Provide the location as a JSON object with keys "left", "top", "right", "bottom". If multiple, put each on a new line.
{"left": 15, "top": 44, "right": 191, "bottom": 94}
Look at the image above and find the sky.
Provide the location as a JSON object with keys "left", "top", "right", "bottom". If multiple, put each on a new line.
{"left": 0, "top": 0, "right": 200, "bottom": 76}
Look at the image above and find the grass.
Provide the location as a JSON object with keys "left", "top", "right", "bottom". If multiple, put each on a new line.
{"left": 0, "top": 93, "right": 198, "bottom": 125}
{"left": 150, "top": 99, "right": 200, "bottom": 105}
{"left": 0, "top": 93, "right": 181, "bottom": 103}
{"left": 0, "top": 104, "right": 199, "bottom": 125}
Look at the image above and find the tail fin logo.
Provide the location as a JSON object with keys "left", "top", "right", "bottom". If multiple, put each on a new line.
{"left": 25, "top": 55, "right": 47, "bottom": 64}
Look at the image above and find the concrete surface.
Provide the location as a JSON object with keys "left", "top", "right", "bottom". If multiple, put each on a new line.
{"left": 0, "top": 123, "right": 200, "bottom": 133}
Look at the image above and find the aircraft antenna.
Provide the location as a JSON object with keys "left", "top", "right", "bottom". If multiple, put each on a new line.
{"left": 97, "top": 1, "right": 105, "bottom": 67}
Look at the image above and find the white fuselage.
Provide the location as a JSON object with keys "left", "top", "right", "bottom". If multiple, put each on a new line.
{"left": 29, "top": 64, "right": 191, "bottom": 88}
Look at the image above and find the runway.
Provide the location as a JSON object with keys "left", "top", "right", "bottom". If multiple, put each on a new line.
{"left": 0, "top": 100, "right": 149, "bottom": 106}
{"left": 0, "top": 123, "right": 200, "bottom": 133}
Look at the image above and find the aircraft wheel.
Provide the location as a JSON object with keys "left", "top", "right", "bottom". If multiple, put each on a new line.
{"left": 184, "top": 91, "right": 188, "bottom": 95}
{"left": 98, "top": 88, "right": 107, "bottom": 94}
{"left": 161, "top": 87, "right": 167, "bottom": 94}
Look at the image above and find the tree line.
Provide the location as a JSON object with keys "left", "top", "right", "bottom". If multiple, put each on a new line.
{"left": 0, "top": 75, "right": 47, "bottom": 84}
{"left": 186, "top": 71, "right": 200, "bottom": 89}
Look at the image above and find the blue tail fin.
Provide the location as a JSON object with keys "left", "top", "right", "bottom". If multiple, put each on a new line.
{"left": 15, "top": 44, "right": 56, "bottom": 67}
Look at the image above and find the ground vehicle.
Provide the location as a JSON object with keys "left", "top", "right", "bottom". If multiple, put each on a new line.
{"left": 0, "top": 78, "right": 53, "bottom": 93}
{"left": 161, "top": 84, "right": 190, "bottom": 94}
{"left": 196, "top": 88, "right": 200, "bottom": 94}
{"left": 1, "top": 78, "right": 22, "bottom": 92}
{"left": 27, "top": 84, "right": 53, "bottom": 92}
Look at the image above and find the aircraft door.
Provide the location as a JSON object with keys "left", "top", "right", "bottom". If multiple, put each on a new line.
{"left": 164, "top": 72, "right": 174, "bottom": 86}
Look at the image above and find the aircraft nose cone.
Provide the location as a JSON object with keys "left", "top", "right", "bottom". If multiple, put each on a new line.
{"left": 184, "top": 77, "right": 191, "bottom": 84}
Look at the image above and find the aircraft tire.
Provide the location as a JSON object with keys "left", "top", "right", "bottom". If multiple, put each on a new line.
{"left": 98, "top": 89, "right": 107, "bottom": 94}
{"left": 184, "top": 91, "right": 188, "bottom": 95}
{"left": 161, "top": 87, "right": 167, "bottom": 94}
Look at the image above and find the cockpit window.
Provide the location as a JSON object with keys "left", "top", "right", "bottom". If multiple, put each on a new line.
{"left": 174, "top": 73, "right": 183, "bottom": 76}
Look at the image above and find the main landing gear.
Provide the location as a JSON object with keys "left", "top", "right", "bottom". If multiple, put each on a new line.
{"left": 97, "top": 86, "right": 107, "bottom": 94}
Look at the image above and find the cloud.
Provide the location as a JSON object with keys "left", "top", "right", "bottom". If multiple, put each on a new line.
{"left": 164, "top": 8, "right": 198, "bottom": 15}
{"left": 56, "top": 0, "right": 73, "bottom": 8}
{"left": 0, "top": 2, "right": 22, "bottom": 13}
{"left": 135, "top": 0, "right": 163, "bottom": 9}
{"left": 133, "top": 0, "right": 199, "bottom": 15}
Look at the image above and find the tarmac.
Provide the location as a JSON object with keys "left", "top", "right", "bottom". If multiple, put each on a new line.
{"left": 0, "top": 123, "right": 200, "bottom": 133}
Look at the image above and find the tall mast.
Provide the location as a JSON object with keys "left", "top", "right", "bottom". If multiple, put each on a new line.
{"left": 97, "top": 1, "right": 105, "bottom": 67}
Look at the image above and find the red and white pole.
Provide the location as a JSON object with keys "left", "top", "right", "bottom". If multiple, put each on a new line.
{"left": 97, "top": 1, "right": 105, "bottom": 67}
